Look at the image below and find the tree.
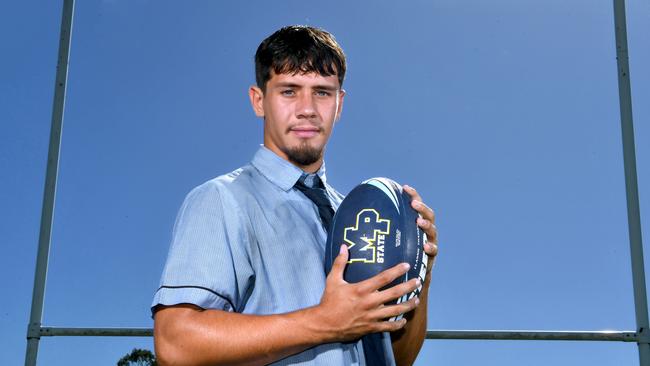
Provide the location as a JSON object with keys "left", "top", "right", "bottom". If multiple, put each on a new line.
{"left": 117, "top": 348, "right": 157, "bottom": 366}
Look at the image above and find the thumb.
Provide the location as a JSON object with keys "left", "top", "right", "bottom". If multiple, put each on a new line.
{"left": 329, "top": 244, "right": 349, "bottom": 280}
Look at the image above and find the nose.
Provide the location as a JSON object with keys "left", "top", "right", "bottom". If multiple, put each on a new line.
{"left": 296, "top": 92, "right": 317, "bottom": 119}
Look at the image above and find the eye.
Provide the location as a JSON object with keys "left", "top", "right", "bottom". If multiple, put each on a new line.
{"left": 315, "top": 90, "right": 332, "bottom": 97}
{"left": 281, "top": 89, "right": 295, "bottom": 96}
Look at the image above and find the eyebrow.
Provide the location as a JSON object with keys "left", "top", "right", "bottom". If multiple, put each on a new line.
{"left": 274, "top": 82, "right": 338, "bottom": 91}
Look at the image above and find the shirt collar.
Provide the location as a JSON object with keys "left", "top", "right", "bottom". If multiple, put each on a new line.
{"left": 251, "top": 145, "right": 328, "bottom": 192}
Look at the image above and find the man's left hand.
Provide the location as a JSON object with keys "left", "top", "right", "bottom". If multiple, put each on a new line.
{"left": 403, "top": 185, "right": 438, "bottom": 273}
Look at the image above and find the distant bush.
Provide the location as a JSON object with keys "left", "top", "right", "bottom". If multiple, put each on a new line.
{"left": 117, "top": 348, "right": 157, "bottom": 366}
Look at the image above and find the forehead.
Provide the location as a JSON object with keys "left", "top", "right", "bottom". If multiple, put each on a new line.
{"left": 267, "top": 71, "right": 341, "bottom": 89}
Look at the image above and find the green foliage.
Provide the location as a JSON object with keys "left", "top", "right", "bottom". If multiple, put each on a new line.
{"left": 117, "top": 348, "right": 157, "bottom": 366}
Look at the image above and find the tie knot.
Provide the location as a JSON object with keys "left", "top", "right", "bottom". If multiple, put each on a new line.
{"left": 298, "top": 173, "right": 322, "bottom": 189}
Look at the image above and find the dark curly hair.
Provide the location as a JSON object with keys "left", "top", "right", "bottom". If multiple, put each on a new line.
{"left": 255, "top": 25, "right": 346, "bottom": 92}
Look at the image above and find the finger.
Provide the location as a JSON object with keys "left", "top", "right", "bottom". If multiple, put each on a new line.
{"left": 402, "top": 184, "right": 422, "bottom": 202}
{"left": 412, "top": 199, "right": 435, "bottom": 223}
{"left": 328, "top": 244, "right": 349, "bottom": 282}
{"left": 404, "top": 185, "right": 435, "bottom": 223}
{"left": 424, "top": 241, "right": 438, "bottom": 257}
{"left": 403, "top": 185, "right": 428, "bottom": 212}
{"left": 424, "top": 240, "right": 438, "bottom": 273}
{"left": 358, "top": 262, "right": 410, "bottom": 293}
{"left": 374, "top": 278, "right": 420, "bottom": 305}
{"left": 373, "top": 318, "right": 408, "bottom": 333}
{"left": 417, "top": 218, "right": 437, "bottom": 243}
{"left": 371, "top": 296, "right": 419, "bottom": 320}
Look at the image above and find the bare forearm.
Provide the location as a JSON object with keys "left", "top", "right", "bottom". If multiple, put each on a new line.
{"left": 154, "top": 249, "right": 420, "bottom": 366}
{"left": 154, "top": 305, "right": 330, "bottom": 366}
{"left": 391, "top": 276, "right": 431, "bottom": 366}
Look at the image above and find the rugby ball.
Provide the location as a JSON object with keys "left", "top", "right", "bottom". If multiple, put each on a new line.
{"left": 325, "top": 178, "right": 428, "bottom": 321}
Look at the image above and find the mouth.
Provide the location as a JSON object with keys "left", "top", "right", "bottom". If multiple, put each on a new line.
{"left": 289, "top": 125, "right": 321, "bottom": 139}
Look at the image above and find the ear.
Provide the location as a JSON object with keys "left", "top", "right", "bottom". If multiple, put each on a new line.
{"left": 335, "top": 89, "right": 346, "bottom": 122}
{"left": 248, "top": 86, "right": 265, "bottom": 117}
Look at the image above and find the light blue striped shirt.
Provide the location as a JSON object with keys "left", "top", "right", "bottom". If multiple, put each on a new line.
{"left": 153, "top": 146, "right": 396, "bottom": 365}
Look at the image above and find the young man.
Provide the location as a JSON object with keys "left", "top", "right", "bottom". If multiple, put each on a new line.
{"left": 152, "top": 25, "right": 438, "bottom": 366}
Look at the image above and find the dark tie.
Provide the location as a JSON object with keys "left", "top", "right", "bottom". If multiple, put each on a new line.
{"left": 294, "top": 174, "right": 334, "bottom": 234}
{"left": 294, "top": 174, "right": 389, "bottom": 366}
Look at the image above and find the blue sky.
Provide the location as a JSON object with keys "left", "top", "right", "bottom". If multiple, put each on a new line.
{"left": 1, "top": 0, "right": 649, "bottom": 365}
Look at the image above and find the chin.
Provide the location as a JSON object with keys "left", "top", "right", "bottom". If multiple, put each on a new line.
{"left": 284, "top": 143, "right": 323, "bottom": 167}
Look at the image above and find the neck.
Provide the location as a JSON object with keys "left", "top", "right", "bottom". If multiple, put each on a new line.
{"left": 296, "top": 159, "right": 323, "bottom": 174}
{"left": 262, "top": 143, "right": 324, "bottom": 174}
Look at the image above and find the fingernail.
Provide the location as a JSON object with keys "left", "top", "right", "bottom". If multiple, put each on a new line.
{"left": 339, "top": 245, "right": 346, "bottom": 254}
{"left": 415, "top": 297, "right": 420, "bottom": 305}
{"left": 402, "top": 263, "right": 410, "bottom": 271}
{"left": 416, "top": 278, "right": 421, "bottom": 287}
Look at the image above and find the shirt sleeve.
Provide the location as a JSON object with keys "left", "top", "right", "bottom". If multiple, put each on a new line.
{"left": 152, "top": 180, "right": 252, "bottom": 314}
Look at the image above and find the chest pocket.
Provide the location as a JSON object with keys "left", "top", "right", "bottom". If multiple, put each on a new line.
{"left": 245, "top": 198, "right": 327, "bottom": 313}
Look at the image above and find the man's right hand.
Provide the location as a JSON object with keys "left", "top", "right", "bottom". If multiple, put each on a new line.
{"left": 311, "top": 244, "right": 421, "bottom": 342}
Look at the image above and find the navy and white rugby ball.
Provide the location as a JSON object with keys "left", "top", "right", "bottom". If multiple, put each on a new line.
{"left": 325, "top": 178, "right": 428, "bottom": 321}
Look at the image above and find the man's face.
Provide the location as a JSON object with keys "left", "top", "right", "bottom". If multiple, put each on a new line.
{"left": 249, "top": 71, "right": 345, "bottom": 171}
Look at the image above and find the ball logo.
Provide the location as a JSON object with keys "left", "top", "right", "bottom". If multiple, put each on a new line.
{"left": 344, "top": 209, "right": 390, "bottom": 264}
